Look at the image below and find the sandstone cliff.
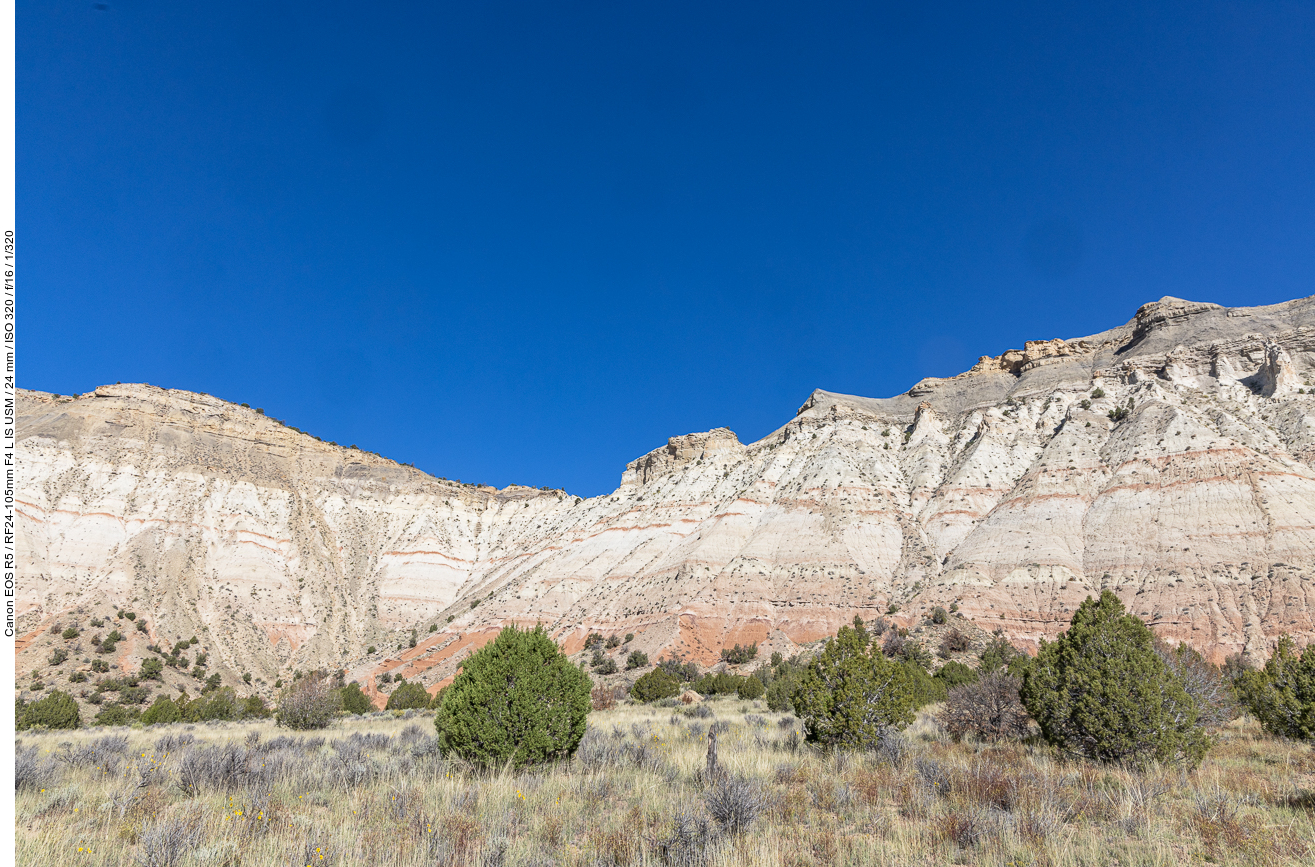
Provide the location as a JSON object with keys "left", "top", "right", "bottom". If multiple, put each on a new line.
{"left": 17, "top": 295, "right": 1315, "bottom": 702}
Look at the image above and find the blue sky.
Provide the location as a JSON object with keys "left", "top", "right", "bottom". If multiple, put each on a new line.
{"left": 21, "top": 1, "right": 1315, "bottom": 495}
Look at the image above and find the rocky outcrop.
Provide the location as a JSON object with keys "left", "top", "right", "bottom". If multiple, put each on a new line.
{"left": 16, "top": 295, "right": 1315, "bottom": 702}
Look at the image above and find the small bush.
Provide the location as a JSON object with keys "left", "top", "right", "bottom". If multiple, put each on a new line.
{"left": 793, "top": 626, "right": 917, "bottom": 749}
{"left": 941, "top": 672, "right": 1031, "bottom": 742}
{"left": 386, "top": 681, "right": 431, "bottom": 711}
{"left": 931, "top": 606, "right": 948, "bottom": 625}
{"left": 338, "top": 681, "right": 372, "bottom": 715}
{"left": 594, "top": 656, "right": 619, "bottom": 675}
{"left": 705, "top": 775, "right": 768, "bottom": 835}
{"left": 939, "top": 629, "right": 971, "bottom": 658}
{"left": 720, "top": 643, "right": 758, "bottom": 665}
{"left": 61, "top": 627, "right": 79, "bottom": 640}
{"left": 592, "top": 684, "right": 618, "bottom": 711}
{"left": 276, "top": 672, "right": 342, "bottom": 730}
{"left": 241, "top": 695, "right": 271, "bottom": 718}
{"left": 93, "top": 703, "right": 139, "bottom": 726}
{"left": 367, "top": 645, "right": 376, "bottom": 655}
{"left": 140, "top": 657, "right": 164, "bottom": 680}
{"left": 658, "top": 657, "right": 700, "bottom": 683}
{"left": 435, "top": 624, "right": 591, "bottom": 767}
{"left": 605, "top": 635, "right": 621, "bottom": 649}
{"left": 624, "top": 633, "right": 635, "bottom": 642}
{"left": 625, "top": 650, "right": 649, "bottom": 670}
{"left": 142, "top": 695, "right": 183, "bottom": 725}
{"left": 737, "top": 675, "right": 765, "bottom": 700}
{"left": 631, "top": 668, "right": 682, "bottom": 703}
{"left": 1235, "top": 634, "right": 1315, "bottom": 741}
{"left": 18, "top": 690, "right": 81, "bottom": 730}
{"left": 49, "top": 648, "right": 69, "bottom": 666}
{"left": 693, "top": 672, "right": 745, "bottom": 696}
{"left": 584, "top": 632, "right": 605, "bottom": 650}
{"left": 934, "top": 661, "right": 978, "bottom": 690}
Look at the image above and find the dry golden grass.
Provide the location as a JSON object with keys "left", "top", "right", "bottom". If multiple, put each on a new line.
{"left": 13, "top": 700, "right": 1315, "bottom": 866}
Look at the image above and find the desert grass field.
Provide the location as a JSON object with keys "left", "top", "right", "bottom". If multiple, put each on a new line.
{"left": 13, "top": 698, "right": 1315, "bottom": 867}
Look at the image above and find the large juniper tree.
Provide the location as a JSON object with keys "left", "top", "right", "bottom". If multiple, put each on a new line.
{"left": 1021, "top": 591, "right": 1209, "bottom": 767}
{"left": 434, "top": 624, "right": 591, "bottom": 767}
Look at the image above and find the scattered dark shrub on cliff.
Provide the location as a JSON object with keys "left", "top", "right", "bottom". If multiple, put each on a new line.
{"left": 658, "top": 657, "right": 700, "bottom": 683}
{"left": 938, "top": 629, "right": 972, "bottom": 658}
{"left": 720, "top": 643, "right": 758, "bottom": 665}
{"left": 930, "top": 607, "right": 948, "bottom": 625}
{"left": 435, "top": 624, "right": 591, "bottom": 767}
{"left": 626, "top": 650, "right": 650, "bottom": 671}
{"left": 979, "top": 633, "right": 1029, "bottom": 678}
{"left": 594, "top": 656, "right": 619, "bottom": 675}
{"left": 1021, "top": 591, "right": 1209, "bottom": 767}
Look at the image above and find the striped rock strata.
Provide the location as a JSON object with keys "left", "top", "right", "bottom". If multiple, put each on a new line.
{"left": 16, "top": 295, "right": 1315, "bottom": 702}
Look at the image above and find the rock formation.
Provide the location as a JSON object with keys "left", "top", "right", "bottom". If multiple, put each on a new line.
{"left": 16, "top": 295, "right": 1315, "bottom": 703}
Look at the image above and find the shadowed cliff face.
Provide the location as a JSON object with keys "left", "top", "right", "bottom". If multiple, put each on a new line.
{"left": 16, "top": 295, "right": 1315, "bottom": 696}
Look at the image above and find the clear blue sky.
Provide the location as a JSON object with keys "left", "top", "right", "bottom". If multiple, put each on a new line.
{"left": 21, "top": 1, "right": 1315, "bottom": 495}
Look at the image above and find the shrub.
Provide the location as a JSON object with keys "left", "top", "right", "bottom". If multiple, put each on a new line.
{"left": 1156, "top": 639, "right": 1237, "bottom": 729}
{"left": 631, "top": 668, "right": 682, "bottom": 703}
{"left": 61, "top": 627, "right": 79, "bottom": 640}
{"left": 18, "top": 690, "right": 81, "bottom": 730}
{"left": 931, "top": 606, "right": 948, "bottom": 625}
{"left": 792, "top": 626, "right": 917, "bottom": 749}
{"left": 49, "top": 648, "right": 69, "bottom": 666}
{"left": 386, "top": 681, "right": 431, "bottom": 711}
{"left": 720, "top": 643, "right": 758, "bottom": 665}
{"left": 903, "top": 661, "right": 947, "bottom": 708}
{"left": 338, "top": 681, "right": 372, "bottom": 715}
{"left": 592, "top": 684, "right": 618, "bottom": 711}
{"left": 705, "top": 775, "right": 767, "bottom": 835}
{"left": 658, "top": 657, "right": 700, "bottom": 682}
{"left": 584, "top": 632, "right": 605, "bottom": 650}
{"left": 434, "top": 624, "right": 591, "bottom": 767}
{"left": 605, "top": 635, "right": 621, "bottom": 649}
{"left": 625, "top": 650, "right": 649, "bottom": 670}
{"left": 934, "top": 661, "right": 978, "bottom": 690}
{"left": 765, "top": 675, "right": 799, "bottom": 712}
{"left": 693, "top": 672, "right": 745, "bottom": 696}
{"left": 737, "top": 674, "right": 765, "bottom": 700}
{"left": 69, "top": 671, "right": 87, "bottom": 683}
{"left": 367, "top": 645, "right": 376, "bottom": 655}
{"left": 979, "top": 633, "right": 1029, "bottom": 678}
{"left": 140, "top": 657, "right": 164, "bottom": 681}
{"left": 241, "top": 695, "right": 272, "bottom": 718}
{"left": 940, "top": 672, "right": 1031, "bottom": 742}
{"left": 90, "top": 659, "right": 109, "bottom": 673}
{"left": 939, "top": 629, "right": 971, "bottom": 658}
{"left": 624, "top": 633, "right": 635, "bottom": 642}
{"left": 1235, "top": 635, "right": 1315, "bottom": 741}
{"left": 142, "top": 695, "right": 182, "bottom": 725}
{"left": 594, "top": 656, "right": 619, "bottom": 675}
{"left": 93, "top": 703, "right": 139, "bottom": 727}
{"left": 1021, "top": 591, "right": 1209, "bottom": 766}
{"left": 276, "top": 672, "right": 342, "bottom": 730}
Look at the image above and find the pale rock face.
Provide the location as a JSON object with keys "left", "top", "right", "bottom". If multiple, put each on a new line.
{"left": 16, "top": 295, "right": 1315, "bottom": 697}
